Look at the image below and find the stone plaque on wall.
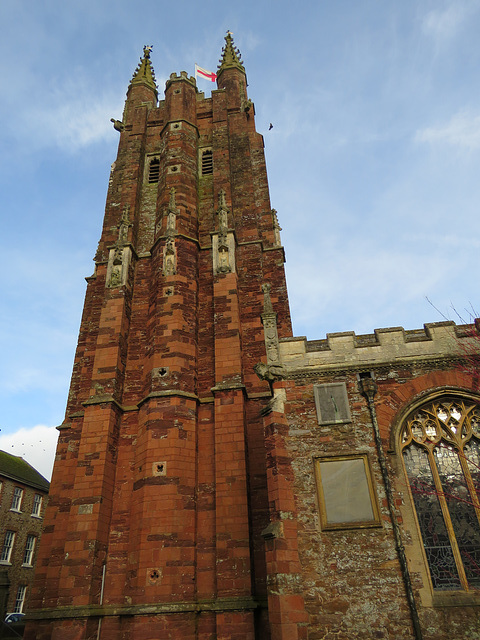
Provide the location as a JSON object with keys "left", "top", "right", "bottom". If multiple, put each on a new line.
{"left": 315, "top": 455, "right": 381, "bottom": 530}
{"left": 313, "top": 382, "right": 351, "bottom": 425}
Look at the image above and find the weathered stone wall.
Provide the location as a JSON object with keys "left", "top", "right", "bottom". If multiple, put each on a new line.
{"left": 24, "top": 39, "right": 480, "bottom": 640}
{"left": 274, "top": 322, "right": 480, "bottom": 639}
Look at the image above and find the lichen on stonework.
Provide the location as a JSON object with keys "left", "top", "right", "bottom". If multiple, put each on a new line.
{"left": 217, "top": 31, "right": 245, "bottom": 74}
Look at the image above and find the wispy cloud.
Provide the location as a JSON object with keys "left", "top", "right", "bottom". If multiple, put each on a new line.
{"left": 241, "top": 31, "right": 262, "bottom": 53}
{"left": 23, "top": 78, "right": 124, "bottom": 153}
{"left": 0, "top": 425, "right": 58, "bottom": 481}
{"left": 415, "top": 109, "right": 480, "bottom": 149}
{"left": 0, "top": 56, "right": 124, "bottom": 154}
{"left": 421, "top": 1, "right": 478, "bottom": 41}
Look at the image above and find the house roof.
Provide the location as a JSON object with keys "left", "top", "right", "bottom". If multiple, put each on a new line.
{"left": 0, "top": 450, "right": 49, "bottom": 492}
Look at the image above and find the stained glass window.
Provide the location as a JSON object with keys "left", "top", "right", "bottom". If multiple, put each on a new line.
{"left": 401, "top": 397, "right": 480, "bottom": 591}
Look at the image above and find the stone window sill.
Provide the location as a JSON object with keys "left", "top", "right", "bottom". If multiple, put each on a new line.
{"left": 433, "top": 591, "right": 480, "bottom": 607}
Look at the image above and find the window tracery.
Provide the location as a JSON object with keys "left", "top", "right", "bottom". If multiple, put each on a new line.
{"left": 401, "top": 396, "right": 480, "bottom": 591}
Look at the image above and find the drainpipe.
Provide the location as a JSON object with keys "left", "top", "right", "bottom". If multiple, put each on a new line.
{"left": 358, "top": 374, "right": 423, "bottom": 640}
{"left": 96, "top": 563, "right": 106, "bottom": 640}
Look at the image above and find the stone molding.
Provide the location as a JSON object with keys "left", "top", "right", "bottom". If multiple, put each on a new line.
{"left": 159, "top": 117, "right": 199, "bottom": 138}
{"left": 67, "top": 387, "right": 267, "bottom": 420}
{"left": 211, "top": 382, "right": 246, "bottom": 394}
{"left": 279, "top": 322, "right": 478, "bottom": 373}
{"left": 82, "top": 395, "right": 124, "bottom": 410}
{"left": 27, "top": 596, "right": 262, "bottom": 621}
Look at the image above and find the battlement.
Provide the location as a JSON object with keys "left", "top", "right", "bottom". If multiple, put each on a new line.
{"left": 165, "top": 70, "right": 197, "bottom": 90}
{"left": 279, "top": 321, "right": 479, "bottom": 372}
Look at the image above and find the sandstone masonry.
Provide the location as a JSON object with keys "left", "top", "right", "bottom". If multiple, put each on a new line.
{"left": 25, "top": 36, "right": 480, "bottom": 640}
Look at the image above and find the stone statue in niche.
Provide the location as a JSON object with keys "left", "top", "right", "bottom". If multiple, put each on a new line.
{"left": 166, "top": 188, "right": 177, "bottom": 236}
{"left": 107, "top": 204, "right": 132, "bottom": 287}
{"left": 163, "top": 237, "right": 176, "bottom": 276}
{"left": 217, "top": 244, "right": 231, "bottom": 273}
{"left": 107, "top": 245, "right": 124, "bottom": 288}
{"left": 109, "top": 266, "right": 122, "bottom": 287}
{"left": 215, "top": 189, "right": 232, "bottom": 274}
{"left": 118, "top": 205, "right": 131, "bottom": 245}
{"left": 262, "top": 283, "right": 274, "bottom": 314}
{"left": 161, "top": 187, "right": 178, "bottom": 276}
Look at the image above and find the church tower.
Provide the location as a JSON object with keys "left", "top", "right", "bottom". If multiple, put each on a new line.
{"left": 25, "top": 35, "right": 297, "bottom": 639}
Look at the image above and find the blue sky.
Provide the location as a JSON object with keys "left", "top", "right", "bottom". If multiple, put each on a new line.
{"left": 1, "top": 0, "right": 480, "bottom": 477}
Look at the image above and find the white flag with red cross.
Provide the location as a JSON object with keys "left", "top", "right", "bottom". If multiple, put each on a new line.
{"left": 195, "top": 64, "right": 217, "bottom": 82}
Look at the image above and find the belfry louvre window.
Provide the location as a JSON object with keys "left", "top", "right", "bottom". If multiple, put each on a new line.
{"left": 401, "top": 396, "right": 480, "bottom": 590}
{"left": 148, "top": 157, "right": 160, "bottom": 183}
{"left": 201, "top": 149, "right": 213, "bottom": 175}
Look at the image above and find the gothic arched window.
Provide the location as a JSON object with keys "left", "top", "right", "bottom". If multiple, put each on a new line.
{"left": 401, "top": 396, "right": 480, "bottom": 591}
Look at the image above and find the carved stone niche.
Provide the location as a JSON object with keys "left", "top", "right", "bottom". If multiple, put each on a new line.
{"left": 162, "top": 237, "right": 177, "bottom": 276}
{"left": 212, "top": 232, "right": 236, "bottom": 274}
{"left": 106, "top": 246, "right": 131, "bottom": 288}
{"left": 262, "top": 313, "right": 281, "bottom": 365}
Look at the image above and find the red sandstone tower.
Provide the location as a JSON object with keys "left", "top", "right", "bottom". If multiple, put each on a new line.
{"left": 26, "top": 35, "right": 298, "bottom": 639}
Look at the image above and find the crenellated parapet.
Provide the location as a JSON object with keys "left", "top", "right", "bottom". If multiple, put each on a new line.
{"left": 165, "top": 70, "right": 197, "bottom": 91}
{"left": 279, "top": 321, "right": 480, "bottom": 373}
